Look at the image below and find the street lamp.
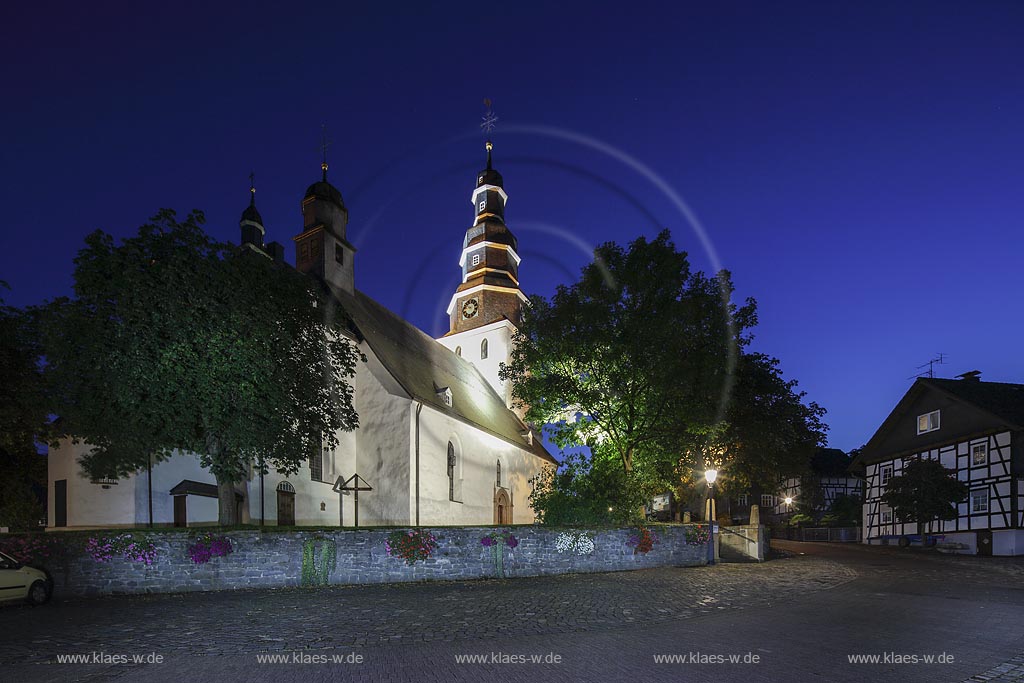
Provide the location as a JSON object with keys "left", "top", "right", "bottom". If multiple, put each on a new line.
{"left": 704, "top": 468, "right": 718, "bottom": 565}
{"left": 704, "top": 468, "right": 718, "bottom": 521}
{"left": 784, "top": 496, "right": 794, "bottom": 514}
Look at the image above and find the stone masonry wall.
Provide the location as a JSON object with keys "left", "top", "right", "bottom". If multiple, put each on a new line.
{"left": 9, "top": 525, "right": 709, "bottom": 598}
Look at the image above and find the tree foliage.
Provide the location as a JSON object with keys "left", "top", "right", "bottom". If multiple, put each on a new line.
{"left": 0, "top": 283, "right": 48, "bottom": 530}
{"left": 527, "top": 453, "right": 648, "bottom": 526}
{"left": 720, "top": 352, "right": 827, "bottom": 492}
{"left": 39, "top": 210, "right": 362, "bottom": 524}
{"left": 501, "top": 230, "right": 827, "bottom": 518}
{"left": 501, "top": 230, "right": 754, "bottom": 476}
{"left": 881, "top": 458, "right": 968, "bottom": 537}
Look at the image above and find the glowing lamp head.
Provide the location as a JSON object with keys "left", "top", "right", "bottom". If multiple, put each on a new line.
{"left": 784, "top": 497, "right": 793, "bottom": 505}
{"left": 704, "top": 469, "right": 718, "bottom": 485}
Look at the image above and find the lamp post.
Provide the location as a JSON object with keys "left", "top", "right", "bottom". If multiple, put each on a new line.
{"left": 784, "top": 496, "right": 793, "bottom": 514}
{"left": 704, "top": 468, "right": 718, "bottom": 565}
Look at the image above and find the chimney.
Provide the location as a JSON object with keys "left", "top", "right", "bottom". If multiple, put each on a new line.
{"left": 956, "top": 370, "right": 982, "bottom": 382}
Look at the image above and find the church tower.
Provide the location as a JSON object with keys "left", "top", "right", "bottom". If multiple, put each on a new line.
{"left": 239, "top": 177, "right": 265, "bottom": 249}
{"left": 293, "top": 158, "right": 356, "bottom": 292}
{"left": 437, "top": 142, "right": 528, "bottom": 410}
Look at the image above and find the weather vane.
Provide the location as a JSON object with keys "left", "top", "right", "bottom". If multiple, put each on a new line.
{"left": 480, "top": 98, "right": 498, "bottom": 135}
{"left": 319, "top": 124, "right": 333, "bottom": 180}
{"left": 249, "top": 171, "right": 255, "bottom": 199}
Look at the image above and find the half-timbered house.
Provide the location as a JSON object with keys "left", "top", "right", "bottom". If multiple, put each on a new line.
{"left": 852, "top": 373, "right": 1023, "bottom": 556}
{"left": 773, "top": 448, "right": 863, "bottom": 518}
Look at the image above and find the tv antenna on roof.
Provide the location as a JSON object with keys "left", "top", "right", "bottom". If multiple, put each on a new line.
{"left": 908, "top": 353, "right": 946, "bottom": 380}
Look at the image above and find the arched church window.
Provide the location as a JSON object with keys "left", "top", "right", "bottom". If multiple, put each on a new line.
{"left": 496, "top": 460, "right": 501, "bottom": 487}
{"left": 480, "top": 338, "right": 489, "bottom": 360}
{"left": 447, "top": 442, "right": 456, "bottom": 501}
{"left": 455, "top": 346, "right": 461, "bottom": 357}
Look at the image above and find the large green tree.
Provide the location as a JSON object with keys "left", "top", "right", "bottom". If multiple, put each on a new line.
{"left": 881, "top": 458, "right": 968, "bottom": 541}
{"left": 501, "top": 230, "right": 755, "bottom": 476}
{"left": 40, "top": 210, "right": 362, "bottom": 524}
{"left": 0, "top": 284, "right": 49, "bottom": 530}
{"left": 717, "top": 351, "right": 828, "bottom": 494}
{"left": 501, "top": 230, "right": 826, "bottom": 514}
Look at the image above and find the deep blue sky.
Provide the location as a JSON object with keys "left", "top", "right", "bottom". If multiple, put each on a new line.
{"left": 2, "top": 1, "right": 1022, "bottom": 452}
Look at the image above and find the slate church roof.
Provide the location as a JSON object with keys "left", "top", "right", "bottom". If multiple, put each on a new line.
{"left": 330, "top": 286, "right": 556, "bottom": 464}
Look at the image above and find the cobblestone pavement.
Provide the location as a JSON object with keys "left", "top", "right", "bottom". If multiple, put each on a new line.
{"left": 965, "top": 654, "right": 1024, "bottom": 682}
{"left": 4, "top": 542, "right": 1024, "bottom": 683}
{"left": 0, "top": 555, "right": 855, "bottom": 662}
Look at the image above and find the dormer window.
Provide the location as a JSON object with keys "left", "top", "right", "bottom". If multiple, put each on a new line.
{"left": 436, "top": 386, "right": 453, "bottom": 407}
{"left": 917, "top": 410, "right": 940, "bottom": 435}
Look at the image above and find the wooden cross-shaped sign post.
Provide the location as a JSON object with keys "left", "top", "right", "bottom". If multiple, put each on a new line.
{"left": 333, "top": 473, "right": 372, "bottom": 528}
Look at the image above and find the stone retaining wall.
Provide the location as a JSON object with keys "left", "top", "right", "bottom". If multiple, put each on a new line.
{"left": 4, "top": 525, "right": 709, "bottom": 598}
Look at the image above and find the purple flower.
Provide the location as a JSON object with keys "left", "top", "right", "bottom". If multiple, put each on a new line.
{"left": 506, "top": 535, "right": 519, "bottom": 549}
{"left": 481, "top": 537, "right": 494, "bottom": 547}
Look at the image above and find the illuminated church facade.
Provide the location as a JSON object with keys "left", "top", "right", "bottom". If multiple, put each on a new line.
{"left": 47, "top": 143, "right": 555, "bottom": 529}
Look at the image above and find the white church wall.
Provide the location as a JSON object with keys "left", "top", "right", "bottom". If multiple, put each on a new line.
{"left": 143, "top": 451, "right": 219, "bottom": 526}
{"left": 417, "top": 406, "right": 542, "bottom": 526}
{"left": 343, "top": 344, "right": 412, "bottom": 526}
{"left": 435, "top": 319, "right": 516, "bottom": 408}
{"left": 48, "top": 440, "right": 135, "bottom": 529}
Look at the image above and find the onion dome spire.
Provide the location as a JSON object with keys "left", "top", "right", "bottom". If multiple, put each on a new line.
{"left": 240, "top": 171, "right": 265, "bottom": 247}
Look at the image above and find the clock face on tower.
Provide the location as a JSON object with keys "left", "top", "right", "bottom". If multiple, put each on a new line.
{"left": 461, "top": 298, "right": 479, "bottom": 319}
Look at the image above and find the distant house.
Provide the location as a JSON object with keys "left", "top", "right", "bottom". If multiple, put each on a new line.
{"left": 852, "top": 373, "right": 1023, "bottom": 556}
{"left": 773, "top": 448, "right": 863, "bottom": 518}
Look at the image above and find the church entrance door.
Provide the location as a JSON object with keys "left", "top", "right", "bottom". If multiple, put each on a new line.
{"left": 494, "top": 489, "right": 511, "bottom": 525}
{"left": 277, "top": 490, "right": 295, "bottom": 526}
{"left": 173, "top": 495, "right": 187, "bottom": 527}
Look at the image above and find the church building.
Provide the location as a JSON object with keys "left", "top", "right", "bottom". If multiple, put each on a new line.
{"left": 47, "top": 142, "right": 555, "bottom": 529}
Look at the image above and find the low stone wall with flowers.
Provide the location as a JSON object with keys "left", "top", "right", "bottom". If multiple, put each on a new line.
{"left": 0, "top": 524, "right": 709, "bottom": 598}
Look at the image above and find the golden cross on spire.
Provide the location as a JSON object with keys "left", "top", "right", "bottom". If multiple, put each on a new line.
{"left": 320, "top": 124, "right": 333, "bottom": 181}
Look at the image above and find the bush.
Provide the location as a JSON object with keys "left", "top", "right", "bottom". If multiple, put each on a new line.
{"left": 385, "top": 529, "right": 438, "bottom": 565}
{"left": 188, "top": 533, "right": 233, "bottom": 564}
{"left": 529, "top": 453, "right": 648, "bottom": 526}
{"left": 788, "top": 513, "right": 814, "bottom": 528}
{"left": 0, "top": 534, "right": 67, "bottom": 566}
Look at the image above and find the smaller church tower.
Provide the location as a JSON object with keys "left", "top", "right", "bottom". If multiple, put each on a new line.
{"left": 293, "top": 158, "right": 356, "bottom": 292}
{"left": 437, "top": 142, "right": 528, "bottom": 411}
{"left": 239, "top": 175, "right": 265, "bottom": 248}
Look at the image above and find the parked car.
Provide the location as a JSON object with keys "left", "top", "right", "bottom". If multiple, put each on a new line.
{"left": 0, "top": 550, "right": 51, "bottom": 605}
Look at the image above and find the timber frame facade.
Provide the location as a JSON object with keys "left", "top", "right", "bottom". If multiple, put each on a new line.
{"left": 853, "top": 376, "right": 1024, "bottom": 556}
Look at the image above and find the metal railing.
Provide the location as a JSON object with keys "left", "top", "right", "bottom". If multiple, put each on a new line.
{"left": 800, "top": 526, "right": 861, "bottom": 543}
